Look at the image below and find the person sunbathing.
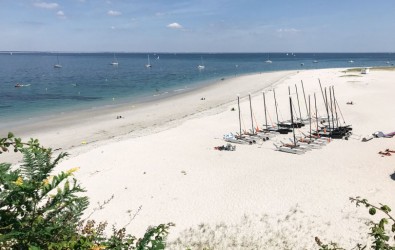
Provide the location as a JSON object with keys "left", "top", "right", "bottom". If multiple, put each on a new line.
{"left": 379, "top": 151, "right": 391, "bottom": 156}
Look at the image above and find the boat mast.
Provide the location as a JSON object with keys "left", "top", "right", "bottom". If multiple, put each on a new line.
{"left": 273, "top": 89, "right": 280, "bottom": 129}
{"left": 262, "top": 92, "right": 268, "bottom": 130}
{"left": 318, "top": 79, "right": 327, "bottom": 108}
{"left": 314, "top": 93, "right": 319, "bottom": 136}
{"left": 289, "top": 97, "right": 297, "bottom": 146}
{"left": 295, "top": 84, "right": 303, "bottom": 121}
{"left": 237, "top": 95, "right": 242, "bottom": 136}
{"left": 332, "top": 86, "right": 339, "bottom": 128}
{"left": 309, "top": 95, "right": 312, "bottom": 140}
{"left": 329, "top": 86, "right": 336, "bottom": 129}
{"left": 324, "top": 88, "right": 331, "bottom": 131}
{"left": 248, "top": 94, "right": 254, "bottom": 134}
{"left": 301, "top": 80, "right": 309, "bottom": 118}
{"left": 288, "top": 86, "right": 295, "bottom": 123}
{"left": 319, "top": 79, "right": 331, "bottom": 129}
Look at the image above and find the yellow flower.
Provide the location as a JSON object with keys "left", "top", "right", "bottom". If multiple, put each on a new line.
{"left": 42, "top": 179, "right": 49, "bottom": 185}
{"left": 42, "top": 175, "right": 53, "bottom": 186}
{"left": 66, "top": 167, "right": 80, "bottom": 175}
{"left": 13, "top": 176, "right": 23, "bottom": 186}
{"left": 90, "top": 245, "right": 106, "bottom": 250}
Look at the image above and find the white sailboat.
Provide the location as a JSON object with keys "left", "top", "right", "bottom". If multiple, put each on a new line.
{"left": 54, "top": 55, "right": 62, "bottom": 68}
{"left": 110, "top": 53, "right": 119, "bottom": 66}
{"left": 145, "top": 55, "right": 152, "bottom": 68}
{"left": 197, "top": 56, "right": 205, "bottom": 69}
{"left": 265, "top": 54, "right": 272, "bottom": 63}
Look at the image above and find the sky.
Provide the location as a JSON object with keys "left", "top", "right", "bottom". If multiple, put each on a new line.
{"left": 1, "top": 0, "right": 395, "bottom": 52}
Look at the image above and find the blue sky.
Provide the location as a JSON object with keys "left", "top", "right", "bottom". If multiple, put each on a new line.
{"left": 1, "top": 0, "right": 394, "bottom": 52}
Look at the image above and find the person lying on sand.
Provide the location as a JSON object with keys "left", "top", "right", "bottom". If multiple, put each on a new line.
{"left": 379, "top": 151, "right": 391, "bottom": 156}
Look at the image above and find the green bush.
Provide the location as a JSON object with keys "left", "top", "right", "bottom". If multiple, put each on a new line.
{"left": 0, "top": 133, "right": 173, "bottom": 249}
{"left": 316, "top": 199, "right": 395, "bottom": 250}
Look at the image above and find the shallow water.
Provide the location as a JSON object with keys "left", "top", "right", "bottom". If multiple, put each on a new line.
{"left": 0, "top": 52, "right": 394, "bottom": 125}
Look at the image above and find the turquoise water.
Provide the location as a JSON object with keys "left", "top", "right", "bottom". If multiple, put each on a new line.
{"left": 1, "top": 52, "right": 394, "bottom": 125}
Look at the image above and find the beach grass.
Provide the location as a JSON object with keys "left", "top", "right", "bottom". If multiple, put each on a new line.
{"left": 340, "top": 74, "right": 362, "bottom": 77}
{"left": 344, "top": 66, "right": 395, "bottom": 73}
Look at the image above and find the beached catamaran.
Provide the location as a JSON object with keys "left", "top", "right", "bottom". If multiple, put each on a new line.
{"left": 223, "top": 95, "right": 257, "bottom": 145}
{"left": 243, "top": 94, "right": 273, "bottom": 141}
{"left": 274, "top": 97, "right": 307, "bottom": 154}
{"left": 312, "top": 82, "right": 352, "bottom": 139}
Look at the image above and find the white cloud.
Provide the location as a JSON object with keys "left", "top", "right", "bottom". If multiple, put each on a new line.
{"left": 276, "top": 28, "right": 300, "bottom": 33}
{"left": 108, "top": 10, "right": 122, "bottom": 16}
{"left": 33, "top": 2, "right": 59, "bottom": 9}
{"left": 167, "top": 22, "right": 183, "bottom": 29}
{"left": 57, "top": 10, "right": 65, "bottom": 19}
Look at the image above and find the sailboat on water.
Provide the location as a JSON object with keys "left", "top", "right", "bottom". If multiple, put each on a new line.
{"left": 197, "top": 56, "right": 205, "bottom": 70}
{"left": 265, "top": 54, "right": 272, "bottom": 63}
{"left": 110, "top": 53, "right": 119, "bottom": 66}
{"left": 54, "top": 55, "right": 62, "bottom": 68}
{"left": 145, "top": 55, "right": 152, "bottom": 68}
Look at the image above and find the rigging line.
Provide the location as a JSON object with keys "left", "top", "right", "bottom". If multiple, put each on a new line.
{"left": 278, "top": 105, "right": 285, "bottom": 122}
{"left": 291, "top": 99, "right": 298, "bottom": 121}
{"left": 295, "top": 84, "right": 303, "bottom": 120}
{"left": 335, "top": 99, "right": 346, "bottom": 125}
{"left": 301, "top": 80, "right": 309, "bottom": 118}
{"left": 332, "top": 86, "right": 340, "bottom": 127}
{"left": 240, "top": 112, "right": 248, "bottom": 134}
{"left": 267, "top": 110, "right": 275, "bottom": 128}
{"left": 252, "top": 110, "right": 260, "bottom": 131}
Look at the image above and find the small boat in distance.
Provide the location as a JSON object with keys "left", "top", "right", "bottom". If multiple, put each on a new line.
{"left": 15, "top": 83, "right": 31, "bottom": 88}
{"left": 313, "top": 60, "right": 318, "bottom": 63}
{"left": 348, "top": 60, "right": 354, "bottom": 63}
{"left": 110, "top": 53, "right": 119, "bottom": 66}
{"left": 361, "top": 68, "right": 370, "bottom": 74}
{"left": 265, "top": 54, "right": 272, "bottom": 63}
{"left": 197, "top": 56, "right": 205, "bottom": 70}
{"left": 54, "top": 55, "right": 62, "bottom": 68}
{"left": 145, "top": 55, "right": 152, "bottom": 68}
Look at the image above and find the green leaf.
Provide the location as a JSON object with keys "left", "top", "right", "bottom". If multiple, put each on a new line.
{"left": 381, "top": 205, "right": 392, "bottom": 213}
{"left": 7, "top": 132, "right": 14, "bottom": 139}
{"left": 369, "top": 208, "right": 376, "bottom": 215}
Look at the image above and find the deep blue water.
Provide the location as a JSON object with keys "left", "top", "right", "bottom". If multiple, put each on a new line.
{"left": 0, "top": 52, "right": 394, "bottom": 125}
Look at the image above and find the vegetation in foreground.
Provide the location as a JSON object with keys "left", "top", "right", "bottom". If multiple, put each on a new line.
{"left": 0, "top": 133, "right": 173, "bottom": 249}
{"left": 1, "top": 133, "right": 394, "bottom": 249}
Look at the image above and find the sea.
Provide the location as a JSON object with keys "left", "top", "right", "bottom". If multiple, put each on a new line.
{"left": 0, "top": 52, "right": 394, "bottom": 128}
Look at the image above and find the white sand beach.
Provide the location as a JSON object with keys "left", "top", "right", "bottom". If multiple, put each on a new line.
{"left": 2, "top": 68, "right": 395, "bottom": 248}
